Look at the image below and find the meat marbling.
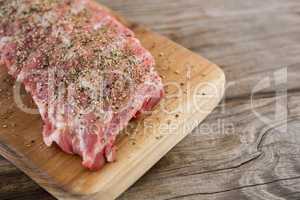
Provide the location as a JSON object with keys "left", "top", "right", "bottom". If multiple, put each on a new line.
{"left": 0, "top": 0, "right": 164, "bottom": 170}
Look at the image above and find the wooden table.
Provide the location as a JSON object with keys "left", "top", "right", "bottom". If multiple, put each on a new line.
{"left": 1, "top": 0, "right": 300, "bottom": 199}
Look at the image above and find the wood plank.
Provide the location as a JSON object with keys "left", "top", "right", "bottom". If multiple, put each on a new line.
{"left": 100, "top": 0, "right": 300, "bottom": 99}
{"left": 2, "top": 0, "right": 300, "bottom": 199}
{"left": 0, "top": 2, "right": 225, "bottom": 199}
{"left": 119, "top": 93, "right": 300, "bottom": 199}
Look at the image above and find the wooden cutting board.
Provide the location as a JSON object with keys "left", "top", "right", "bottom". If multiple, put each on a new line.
{"left": 0, "top": 4, "right": 225, "bottom": 200}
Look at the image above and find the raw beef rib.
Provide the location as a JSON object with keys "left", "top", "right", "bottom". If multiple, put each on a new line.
{"left": 0, "top": 0, "right": 164, "bottom": 170}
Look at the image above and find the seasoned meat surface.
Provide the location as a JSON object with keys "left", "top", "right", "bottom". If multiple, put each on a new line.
{"left": 0, "top": 0, "right": 164, "bottom": 170}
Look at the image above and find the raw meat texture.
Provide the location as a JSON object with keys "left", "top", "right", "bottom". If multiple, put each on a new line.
{"left": 0, "top": 0, "right": 164, "bottom": 170}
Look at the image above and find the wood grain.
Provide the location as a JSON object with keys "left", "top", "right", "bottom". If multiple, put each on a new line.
{"left": 1, "top": 0, "right": 300, "bottom": 199}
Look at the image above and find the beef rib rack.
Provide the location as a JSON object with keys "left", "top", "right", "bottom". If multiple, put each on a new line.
{"left": 0, "top": 0, "right": 164, "bottom": 170}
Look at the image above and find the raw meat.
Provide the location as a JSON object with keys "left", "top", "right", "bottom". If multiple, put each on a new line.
{"left": 0, "top": 0, "right": 164, "bottom": 170}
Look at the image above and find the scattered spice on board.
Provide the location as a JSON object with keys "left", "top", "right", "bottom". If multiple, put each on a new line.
{"left": 175, "top": 114, "right": 179, "bottom": 118}
{"left": 2, "top": 124, "right": 8, "bottom": 128}
{"left": 129, "top": 137, "right": 137, "bottom": 146}
{"left": 25, "top": 143, "right": 31, "bottom": 147}
{"left": 175, "top": 70, "right": 180, "bottom": 74}
{"left": 159, "top": 52, "right": 164, "bottom": 57}
{"left": 156, "top": 135, "right": 163, "bottom": 140}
